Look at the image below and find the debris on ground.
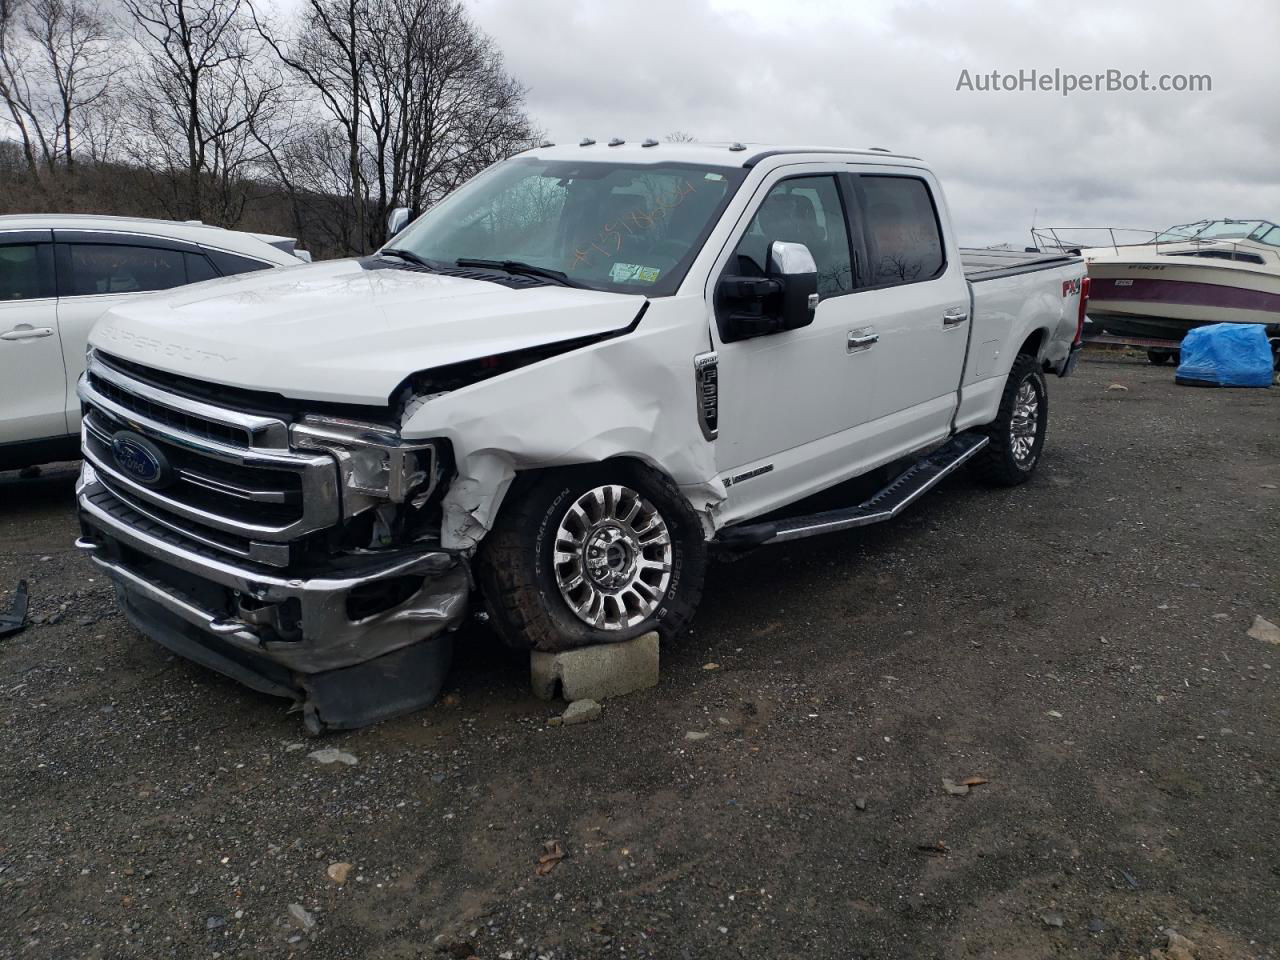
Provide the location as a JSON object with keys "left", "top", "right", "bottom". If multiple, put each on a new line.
{"left": 1040, "top": 910, "right": 1065, "bottom": 928}
{"left": 561, "top": 699, "right": 602, "bottom": 725}
{"left": 326, "top": 862, "right": 352, "bottom": 885}
{"left": 287, "top": 903, "right": 316, "bottom": 931}
{"left": 535, "top": 840, "right": 565, "bottom": 876}
{"left": 307, "top": 747, "right": 358, "bottom": 765}
{"left": 915, "top": 840, "right": 948, "bottom": 856}
{"left": 1246, "top": 615, "right": 1280, "bottom": 645}
{"left": 0, "top": 580, "right": 29, "bottom": 639}
{"left": 685, "top": 730, "right": 709, "bottom": 741}
{"left": 702, "top": 662, "right": 721, "bottom": 671}
{"left": 1151, "top": 928, "right": 1196, "bottom": 960}
{"left": 1087, "top": 918, "right": 1105, "bottom": 933}
{"left": 1106, "top": 383, "right": 1130, "bottom": 392}
{"left": 854, "top": 797, "right": 867, "bottom": 811}
{"left": 941, "top": 776, "right": 987, "bottom": 796}
{"left": 1046, "top": 710, "right": 1063, "bottom": 718}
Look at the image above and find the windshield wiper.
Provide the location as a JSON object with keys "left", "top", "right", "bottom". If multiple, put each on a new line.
{"left": 379, "top": 248, "right": 435, "bottom": 269}
{"left": 454, "top": 258, "right": 586, "bottom": 289}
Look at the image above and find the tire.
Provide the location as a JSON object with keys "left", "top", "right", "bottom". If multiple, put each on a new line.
{"left": 475, "top": 461, "right": 707, "bottom": 652}
{"left": 1147, "top": 349, "right": 1171, "bottom": 365}
{"left": 968, "top": 353, "right": 1048, "bottom": 487}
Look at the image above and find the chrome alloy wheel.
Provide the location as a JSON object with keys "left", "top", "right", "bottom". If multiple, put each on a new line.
{"left": 1010, "top": 378, "right": 1040, "bottom": 467}
{"left": 552, "top": 484, "right": 673, "bottom": 630}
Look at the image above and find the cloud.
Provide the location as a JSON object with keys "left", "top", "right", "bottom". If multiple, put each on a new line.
{"left": 468, "top": 0, "right": 1280, "bottom": 245}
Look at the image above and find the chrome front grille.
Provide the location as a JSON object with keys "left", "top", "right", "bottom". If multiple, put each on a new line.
{"left": 79, "top": 352, "right": 341, "bottom": 567}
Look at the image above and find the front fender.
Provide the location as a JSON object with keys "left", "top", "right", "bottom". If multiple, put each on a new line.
{"left": 401, "top": 299, "right": 725, "bottom": 550}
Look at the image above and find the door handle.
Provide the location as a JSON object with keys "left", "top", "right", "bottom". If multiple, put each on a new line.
{"left": 0, "top": 326, "right": 54, "bottom": 341}
{"left": 847, "top": 330, "right": 879, "bottom": 352}
{"left": 943, "top": 309, "right": 969, "bottom": 326}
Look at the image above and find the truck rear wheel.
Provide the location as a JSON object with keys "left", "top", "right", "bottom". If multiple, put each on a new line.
{"left": 969, "top": 353, "right": 1048, "bottom": 487}
{"left": 476, "top": 462, "right": 706, "bottom": 652}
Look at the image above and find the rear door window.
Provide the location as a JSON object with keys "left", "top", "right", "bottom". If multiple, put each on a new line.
{"left": 66, "top": 244, "right": 187, "bottom": 295}
{"left": 184, "top": 252, "right": 219, "bottom": 283}
{"left": 204, "top": 249, "right": 273, "bottom": 276}
{"left": 0, "top": 243, "right": 54, "bottom": 301}
{"left": 853, "top": 176, "right": 946, "bottom": 287}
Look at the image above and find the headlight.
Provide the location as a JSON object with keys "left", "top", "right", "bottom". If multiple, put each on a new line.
{"left": 290, "top": 415, "right": 440, "bottom": 510}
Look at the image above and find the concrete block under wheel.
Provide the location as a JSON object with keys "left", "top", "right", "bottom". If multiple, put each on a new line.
{"left": 530, "top": 631, "right": 659, "bottom": 702}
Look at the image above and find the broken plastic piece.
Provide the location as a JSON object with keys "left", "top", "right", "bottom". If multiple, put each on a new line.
{"left": 0, "top": 580, "right": 28, "bottom": 638}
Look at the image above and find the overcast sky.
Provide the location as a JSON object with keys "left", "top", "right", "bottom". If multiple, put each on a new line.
{"left": 459, "top": 0, "right": 1280, "bottom": 247}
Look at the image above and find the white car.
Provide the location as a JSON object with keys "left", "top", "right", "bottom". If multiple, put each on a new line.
{"left": 75, "top": 142, "right": 1089, "bottom": 731}
{"left": 0, "top": 215, "right": 306, "bottom": 470}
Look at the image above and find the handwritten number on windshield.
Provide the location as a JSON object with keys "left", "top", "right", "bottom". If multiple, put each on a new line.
{"left": 570, "top": 180, "right": 697, "bottom": 269}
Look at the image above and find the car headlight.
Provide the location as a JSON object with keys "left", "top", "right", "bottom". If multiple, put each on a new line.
{"left": 290, "top": 414, "right": 440, "bottom": 511}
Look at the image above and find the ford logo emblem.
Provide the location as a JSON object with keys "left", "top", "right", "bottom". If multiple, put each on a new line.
{"left": 110, "top": 431, "right": 172, "bottom": 488}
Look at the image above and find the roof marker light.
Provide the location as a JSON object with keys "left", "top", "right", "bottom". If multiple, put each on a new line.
{"left": 641, "top": 138, "right": 659, "bottom": 147}
{"left": 869, "top": 146, "right": 891, "bottom": 152}
{"left": 608, "top": 137, "right": 625, "bottom": 146}
{"left": 728, "top": 142, "right": 746, "bottom": 151}
{"left": 579, "top": 137, "right": 596, "bottom": 146}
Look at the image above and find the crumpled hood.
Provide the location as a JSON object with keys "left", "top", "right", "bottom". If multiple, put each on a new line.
{"left": 89, "top": 258, "right": 647, "bottom": 405}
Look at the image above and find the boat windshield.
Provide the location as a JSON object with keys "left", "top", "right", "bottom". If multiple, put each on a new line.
{"left": 384, "top": 157, "right": 747, "bottom": 296}
{"left": 1156, "top": 219, "right": 1268, "bottom": 243}
{"left": 1247, "top": 222, "right": 1280, "bottom": 246}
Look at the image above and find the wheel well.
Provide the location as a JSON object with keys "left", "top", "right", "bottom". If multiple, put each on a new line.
{"left": 488, "top": 455, "right": 669, "bottom": 524}
{"left": 1018, "top": 328, "right": 1046, "bottom": 359}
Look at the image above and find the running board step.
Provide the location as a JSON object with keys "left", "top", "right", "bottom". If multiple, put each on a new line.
{"left": 716, "top": 432, "right": 989, "bottom": 548}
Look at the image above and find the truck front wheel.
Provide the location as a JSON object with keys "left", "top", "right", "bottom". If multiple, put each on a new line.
{"left": 969, "top": 353, "right": 1048, "bottom": 486}
{"left": 476, "top": 463, "right": 706, "bottom": 652}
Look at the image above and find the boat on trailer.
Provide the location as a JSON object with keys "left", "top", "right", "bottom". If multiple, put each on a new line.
{"left": 1031, "top": 220, "right": 1280, "bottom": 364}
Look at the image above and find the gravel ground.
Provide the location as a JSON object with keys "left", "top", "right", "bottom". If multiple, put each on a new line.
{"left": 1, "top": 356, "right": 1277, "bottom": 960}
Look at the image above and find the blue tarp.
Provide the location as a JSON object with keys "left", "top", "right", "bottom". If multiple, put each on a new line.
{"left": 1175, "top": 323, "right": 1274, "bottom": 388}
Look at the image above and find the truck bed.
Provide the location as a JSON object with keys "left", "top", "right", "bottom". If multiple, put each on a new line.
{"left": 960, "top": 247, "right": 1080, "bottom": 281}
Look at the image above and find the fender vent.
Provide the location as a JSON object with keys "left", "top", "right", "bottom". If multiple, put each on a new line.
{"left": 694, "top": 351, "right": 719, "bottom": 440}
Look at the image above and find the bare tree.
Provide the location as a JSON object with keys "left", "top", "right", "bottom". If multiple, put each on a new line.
{"left": 254, "top": 0, "right": 535, "bottom": 255}
{"left": 123, "top": 0, "right": 282, "bottom": 223}
{"left": 251, "top": 0, "right": 366, "bottom": 248}
{"left": 0, "top": 0, "right": 117, "bottom": 176}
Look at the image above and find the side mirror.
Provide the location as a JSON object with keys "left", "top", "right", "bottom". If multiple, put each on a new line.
{"left": 767, "top": 241, "right": 819, "bottom": 326}
{"left": 386, "top": 206, "right": 412, "bottom": 238}
{"left": 716, "top": 240, "right": 820, "bottom": 342}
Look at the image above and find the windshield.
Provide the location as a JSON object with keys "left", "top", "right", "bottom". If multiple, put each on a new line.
{"left": 1156, "top": 219, "right": 1266, "bottom": 242}
{"left": 386, "top": 157, "right": 746, "bottom": 296}
{"left": 1248, "top": 222, "right": 1280, "bottom": 246}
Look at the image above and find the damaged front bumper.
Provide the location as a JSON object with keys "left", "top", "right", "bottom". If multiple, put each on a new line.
{"left": 76, "top": 464, "right": 469, "bottom": 732}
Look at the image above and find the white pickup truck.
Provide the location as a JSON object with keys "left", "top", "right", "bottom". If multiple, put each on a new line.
{"left": 74, "top": 142, "right": 1088, "bottom": 731}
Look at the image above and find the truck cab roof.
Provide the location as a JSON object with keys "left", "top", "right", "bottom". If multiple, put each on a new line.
{"left": 518, "top": 140, "right": 926, "bottom": 170}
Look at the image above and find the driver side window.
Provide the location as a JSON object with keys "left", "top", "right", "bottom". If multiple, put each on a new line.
{"left": 731, "top": 176, "right": 853, "bottom": 298}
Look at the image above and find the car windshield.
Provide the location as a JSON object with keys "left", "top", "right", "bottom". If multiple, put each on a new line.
{"left": 386, "top": 157, "right": 746, "bottom": 296}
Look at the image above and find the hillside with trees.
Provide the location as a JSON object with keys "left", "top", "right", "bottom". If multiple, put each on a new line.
{"left": 0, "top": 0, "right": 538, "bottom": 258}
